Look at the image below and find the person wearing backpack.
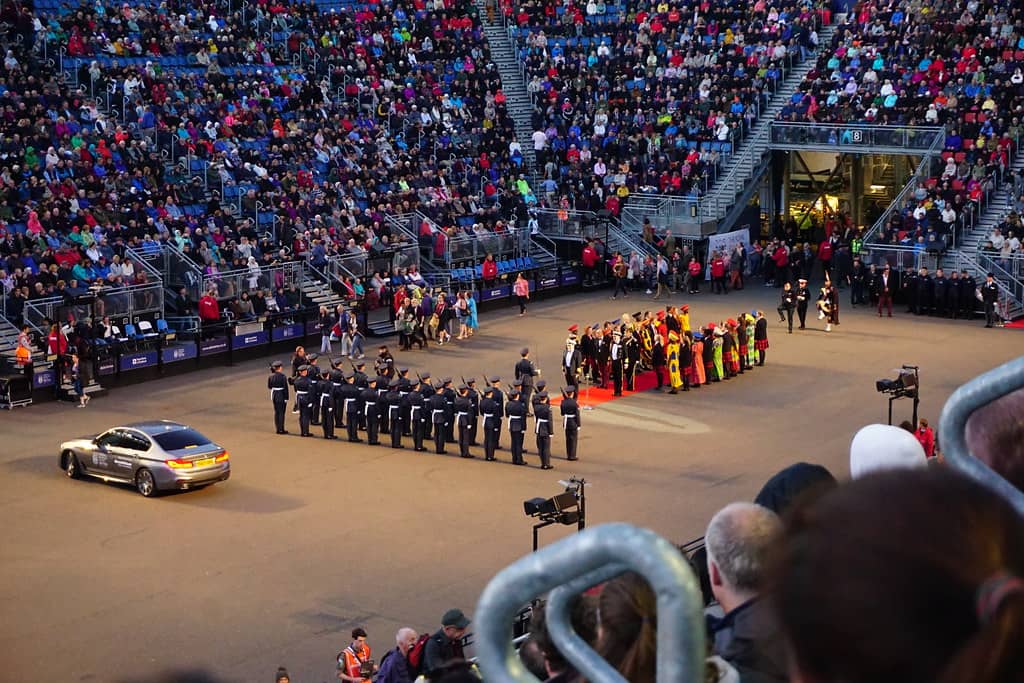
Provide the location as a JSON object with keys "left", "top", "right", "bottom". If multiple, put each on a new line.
{"left": 409, "top": 609, "right": 471, "bottom": 678}
{"left": 375, "top": 628, "right": 418, "bottom": 683}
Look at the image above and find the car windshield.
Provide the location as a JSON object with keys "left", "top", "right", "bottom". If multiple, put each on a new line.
{"left": 152, "top": 428, "right": 212, "bottom": 451}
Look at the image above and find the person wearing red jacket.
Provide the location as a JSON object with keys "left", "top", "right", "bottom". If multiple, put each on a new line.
{"left": 915, "top": 418, "right": 936, "bottom": 458}
{"left": 687, "top": 257, "right": 703, "bottom": 293}
{"left": 581, "top": 240, "right": 598, "bottom": 285}
{"left": 772, "top": 243, "right": 791, "bottom": 287}
{"left": 710, "top": 252, "right": 727, "bottom": 294}
{"left": 481, "top": 253, "right": 498, "bottom": 285}
{"left": 198, "top": 289, "right": 221, "bottom": 337}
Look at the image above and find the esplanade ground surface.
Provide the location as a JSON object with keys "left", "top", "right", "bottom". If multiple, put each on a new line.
{"left": 2, "top": 287, "right": 1020, "bottom": 682}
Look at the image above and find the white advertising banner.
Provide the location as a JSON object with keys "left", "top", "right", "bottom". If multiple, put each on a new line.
{"left": 705, "top": 228, "right": 752, "bottom": 279}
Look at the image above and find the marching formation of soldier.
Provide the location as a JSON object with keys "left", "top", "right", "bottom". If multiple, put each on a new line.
{"left": 268, "top": 345, "right": 579, "bottom": 470}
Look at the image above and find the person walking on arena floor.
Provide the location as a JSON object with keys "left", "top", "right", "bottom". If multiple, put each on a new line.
{"left": 514, "top": 272, "right": 531, "bottom": 316}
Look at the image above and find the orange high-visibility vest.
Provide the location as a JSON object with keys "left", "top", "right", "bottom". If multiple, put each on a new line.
{"left": 341, "top": 645, "right": 372, "bottom": 682}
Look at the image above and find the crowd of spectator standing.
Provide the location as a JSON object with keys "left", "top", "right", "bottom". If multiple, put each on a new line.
{"left": 780, "top": 0, "right": 1024, "bottom": 251}
{"left": 513, "top": 0, "right": 823, "bottom": 209}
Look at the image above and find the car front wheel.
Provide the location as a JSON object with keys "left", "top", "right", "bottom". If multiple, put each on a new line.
{"left": 63, "top": 451, "right": 81, "bottom": 479}
{"left": 135, "top": 468, "right": 157, "bottom": 497}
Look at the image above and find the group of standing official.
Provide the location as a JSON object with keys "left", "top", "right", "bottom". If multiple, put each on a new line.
{"left": 267, "top": 346, "right": 581, "bottom": 470}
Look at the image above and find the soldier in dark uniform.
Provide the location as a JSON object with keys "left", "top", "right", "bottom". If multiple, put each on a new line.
{"left": 902, "top": 266, "right": 918, "bottom": 314}
{"left": 374, "top": 345, "right": 395, "bottom": 379}
{"left": 409, "top": 378, "right": 427, "bottom": 451}
{"left": 455, "top": 385, "right": 474, "bottom": 458}
{"left": 933, "top": 268, "right": 948, "bottom": 317}
{"left": 849, "top": 256, "right": 867, "bottom": 307}
{"left": 777, "top": 282, "right": 796, "bottom": 333}
{"left": 480, "top": 386, "right": 500, "bottom": 461}
{"left": 506, "top": 389, "right": 527, "bottom": 465}
{"left": 795, "top": 278, "right": 810, "bottom": 330}
{"left": 610, "top": 330, "right": 624, "bottom": 395}
{"left": 562, "top": 337, "right": 582, "bottom": 389}
{"left": 981, "top": 272, "right": 999, "bottom": 327}
{"left": 442, "top": 377, "right": 457, "bottom": 443}
{"left": 914, "top": 268, "right": 933, "bottom": 315}
{"left": 428, "top": 383, "right": 448, "bottom": 454}
{"left": 353, "top": 361, "right": 369, "bottom": 429}
{"left": 595, "top": 329, "right": 612, "bottom": 389}
{"left": 385, "top": 378, "right": 404, "bottom": 448}
{"left": 534, "top": 391, "right": 554, "bottom": 470}
{"left": 330, "top": 366, "right": 346, "bottom": 431}
{"left": 419, "top": 372, "right": 434, "bottom": 440}
{"left": 947, "top": 270, "right": 961, "bottom": 318}
{"left": 398, "top": 368, "right": 413, "bottom": 436}
{"left": 560, "top": 386, "right": 580, "bottom": 461}
{"left": 489, "top": 376, "right": 505, "bottom": 449}
{"left": 341, "top": 372, "right": 363, "bottom": 442}
{"left": 515, "top": 347, "right": 539, "bottom": 412}
{"left": 307, "top": 354, "right": 322, "bottom": 425}
{"left": 268, "top": 360, "right": 289, "bottom": 434}
{"left": 465, "top": 378, "right": 480, "bottom": 446}
{"left": 376, "top": 374, "right": 391, "bottom": 436}
{"left": 293, "top": 365, "right": 313, "bottom": 437}
{"left": 579, "top": 326, "right": 599, "bottom": 385}
{"left": 361, "top": 377, "right": 380, "bottom": 445}
{"left": 319, "top": 369, "right": 337, "bottom": 439}
{"left": 959, "top": 269, "right": 977, "bottom": 319}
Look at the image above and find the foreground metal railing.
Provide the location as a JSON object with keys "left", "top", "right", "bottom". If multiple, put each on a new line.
{"left": 475, "top": 523, "right": 705, "bottom": 683}
{"left": 940, "top": 356, "right": 1024, "bottom": 516}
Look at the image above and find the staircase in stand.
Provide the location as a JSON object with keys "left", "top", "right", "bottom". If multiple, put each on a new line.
{"left": 476, "top": 2, "right": 538, "bottom": 182}
{"left": 948, "top": 149, "right": 1024, "bottom": 320}
{"left": 708, "top": 24, "right": 836, "bottom": 232}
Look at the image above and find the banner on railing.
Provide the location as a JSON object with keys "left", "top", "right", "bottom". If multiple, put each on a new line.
{"left": 120, "top": 351, "right": 158, "bottom": 372}
{"left": 162, "top": 345, "right": 197, "bottom": 364}
{"left": 705, "top": 228, "right": 752, "bottom": 279}
{"left": 480, "top": 285, "right": 511, "bottom": 301}
{"left": 99, "top": 359, "right": 116, "bottom": 376}
{"left": 560, "top": 270, "right": 581, "bottom": 286}
{"left": 33, "top": 369, "right": 55, "bottom": 389}
{"left": 272, "top": 323, "right": 304, "bottom": 342}
{"left": 234, "top": 330, "right": 268, "bottom": 349}
{"left": 200, "top": 337, "right": 229, "bottom": 355}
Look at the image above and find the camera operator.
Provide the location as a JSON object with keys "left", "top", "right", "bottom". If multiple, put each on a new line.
{"left": 337, "top": 628, "right": 376, "bottom": 683}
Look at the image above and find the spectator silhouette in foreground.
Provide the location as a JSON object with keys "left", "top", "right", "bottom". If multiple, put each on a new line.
{"left": 705, "top": 503, "right": 787, "bottom": 683}
{"left": 772, "top": 468, "right": 1024, "bottom": 683}
{"left": 596, "top": 571, "right": 738, "bottom": 683}
{"left": 527, "top": 595, "right": 598, "bottom": 683}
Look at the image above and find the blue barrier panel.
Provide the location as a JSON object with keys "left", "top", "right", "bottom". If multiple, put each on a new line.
{"left": 560, "top": 271, "right": 581, "bottom": 286}
{"left": 120, "top": 351, "right": 158, "bottom": 372}
{"left": 162, "top": 345, "right": 198, "bottom": 363}
{"left": 480, "top": 285, "right": 511, "bottom": 301}
{"left": 539, "top": 275, "right": 559, "bottom": 289}
{"left": 199, "top": 337, "right": 229, "bottom": 355}
{"left": 98, "top": 359, "right": 116, "bottom": 376}
{"left": 272, "top": 323, "right": 304, "bottom": 341}
{"left": 233, "top": 330, "right": 268, "bottom": 349}
{"left": 33, "top": 369, "right": 55, "bottom": 388}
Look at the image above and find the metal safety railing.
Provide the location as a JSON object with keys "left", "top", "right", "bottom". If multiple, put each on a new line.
{"left": 768, "top": 122, "right": 946, "bottom": 153}
{"left": 475, "top": 523, "right": 705, "bottom": 683}
{"left": 445, "top": 229, "right": 530, "bottom": 266}
{"left": 203, "top": 261, "right": 304, "bottom": 300}
{"left": 939, "top": 356, "right": 1024, "bottom": 517}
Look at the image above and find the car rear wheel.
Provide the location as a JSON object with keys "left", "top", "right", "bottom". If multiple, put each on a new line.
{"left": 63, "top": 451, "right": 81, "bottom": 479}
{"left": 135, "top": 468, "right": 157, "bottom": 497}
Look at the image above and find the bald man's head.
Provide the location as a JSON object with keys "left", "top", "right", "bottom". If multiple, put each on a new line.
{"left": 396, "top": 628, "right": 418, "bottom": 655}
{"left": 706, "top": 502, "right": 782, "bottom": 596}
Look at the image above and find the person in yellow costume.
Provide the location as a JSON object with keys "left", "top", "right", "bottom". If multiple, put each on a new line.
{"left": 666, "top": 331, "right": 683, "bottom": 395}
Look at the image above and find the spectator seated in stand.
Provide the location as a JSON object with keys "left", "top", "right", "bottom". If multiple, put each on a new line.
{"left": 512, "top": 0, "right": 821, "bottom": 208}
{"left": 780, "top": 0, "right": 1024, "bottom": 251}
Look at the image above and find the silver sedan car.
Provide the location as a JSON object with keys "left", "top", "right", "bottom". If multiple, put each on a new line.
{"left": 59, "top": 421, "right": 230, "bottom": 497}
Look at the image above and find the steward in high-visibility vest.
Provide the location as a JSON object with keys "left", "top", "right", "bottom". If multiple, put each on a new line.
{"left": 337, "top": 628, "right": 375, "bottom": 683}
